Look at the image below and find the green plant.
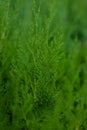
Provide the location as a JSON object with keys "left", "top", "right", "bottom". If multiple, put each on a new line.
{"left": 0, "top": 0, "right": 87, "bottom": 130}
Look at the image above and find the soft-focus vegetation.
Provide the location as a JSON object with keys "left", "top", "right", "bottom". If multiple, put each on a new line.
{"left": 0, "top": 0, "right": 87, "bottom": 129}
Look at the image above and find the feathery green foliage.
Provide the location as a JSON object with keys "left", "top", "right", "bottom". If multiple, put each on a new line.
{"left": 0, "top": 0, "right": 87, "bottom": 130}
